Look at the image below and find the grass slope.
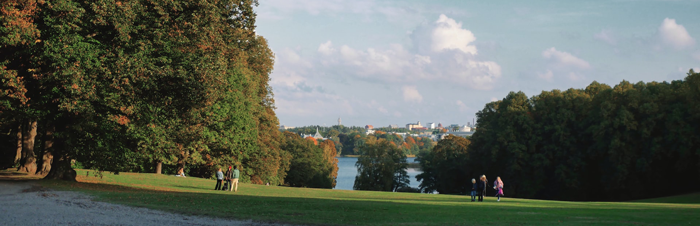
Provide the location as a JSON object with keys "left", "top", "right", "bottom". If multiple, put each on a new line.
{"left": 37, "top": 170, "right": 699, "bottom": 226}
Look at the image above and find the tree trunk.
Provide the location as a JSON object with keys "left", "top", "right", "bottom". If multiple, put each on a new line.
{"left": 44, "top": 135, "right": 76, "bottom": 181}
{"left": 18, "top": 120, "right": 37, "bottom": 174}
{"left": 14, "top": 125, "right": 22, "bottom": 166}
{"left": 36, "top": 124, "right": 54, "bottom": 175}
{"left": 155, "top": 161, "right": 162, "bottom": 174}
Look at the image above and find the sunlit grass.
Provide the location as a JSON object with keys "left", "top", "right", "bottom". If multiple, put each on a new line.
{"left": 37, "top": 169, "right": 700, "bottom": 226}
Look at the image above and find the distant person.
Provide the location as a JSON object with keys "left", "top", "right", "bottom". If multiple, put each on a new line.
{"left": 494, "top": 176, "right": 504, "bottom": 202}
{"left": 477, "top": 175, "right": 488, "bottom": 202}
{"left": 230, "top": 166, "right": 240, "bottom": 192}
{"left": 225, "top": 166, "right": 233, "bottom": 191}
{"left": 214, "top": 168, "right": 224, "bottom": 190}
{"left": 470, "top": 178, "right": 477, "bottom": 202}
{"left": 175, "top": 168, "right": 186, "bottom": 177}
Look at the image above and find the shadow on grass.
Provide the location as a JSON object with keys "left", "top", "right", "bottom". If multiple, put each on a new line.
{"left": 0, "top": 169, "right": 43, "bottom": 181}
{"left": 36, "top": 179, "right": 700, "bottom": 226}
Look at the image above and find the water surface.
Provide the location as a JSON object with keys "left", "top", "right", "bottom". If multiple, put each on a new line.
{"left": 335, "top": 157, "right": 421, "bottom": 190}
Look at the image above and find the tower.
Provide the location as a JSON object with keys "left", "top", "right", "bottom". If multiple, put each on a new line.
{"left": 338, "top": 117, "right": 341, "bottom": 126}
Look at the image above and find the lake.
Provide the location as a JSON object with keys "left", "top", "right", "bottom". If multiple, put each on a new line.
{"left": 335, "top": 157, "right": 421, "bottom": 190}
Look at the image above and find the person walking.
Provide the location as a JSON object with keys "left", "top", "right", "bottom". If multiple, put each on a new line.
{"left": 230, "top": 166, "right": 240, "bottom": 192}
{"left": 477, "top": 175, "right": 488, "bottom": 202}
{"left": 470, "top": 178, "right": 477, "bottom": 202}
{"left": 494, "top": 176, "right": 504, "bottom": 201}
{"left": 225, "top": 166, "right": 233, "bottom": 191}
{"left": 214, "top": 168, "right": 224, "bottom": 190}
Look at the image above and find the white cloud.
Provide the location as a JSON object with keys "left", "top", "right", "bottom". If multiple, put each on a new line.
{"left": 542, "top": 47, "right": 590, "bottom": 69}
{"left": 430, "top": 14, "right": 478, "bottom": 55}
{"left": 313, "top": 14, "right": 501, "bottom": 90}
{"left": 402, "top": 86, "right": 423, "bottom": 103}
{"left": 538, "top": 70, "right": 554, "bottom": 81}
{"left": 456, "top": 100, "right": 468, "bottom": 112}
{"left": 539, "top": 48, "right": 591, "bottom": 82}
{"left": 318, "top": 41, "right": 335, "bottom": 55}
{"left": 659, "top": 18, "right": 695, "bottom": 50}
{"left": 594, "top": 29, "right": 616, "bottom": 45}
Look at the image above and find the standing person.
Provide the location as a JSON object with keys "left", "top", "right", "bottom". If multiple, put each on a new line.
{"left": 494, "top": 176, "right": 504, "bottom": 201}
{"left": 478, "top": 175, "right": 488, "bottom": 202}
{"left": 470, "top": 178, "right": 477, "bottom": 202}
{"left": 214, "top": 168, "right": 224, "bottom": 190}
{"left": 225, "top": 166, "right": 233, "bottom": 191}
{"left": 230, "top": 166, "right": 240, "bottom": 192}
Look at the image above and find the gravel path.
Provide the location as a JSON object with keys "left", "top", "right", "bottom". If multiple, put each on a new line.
{"left": 0, "top": 181, "right": 290, "bottom": 226}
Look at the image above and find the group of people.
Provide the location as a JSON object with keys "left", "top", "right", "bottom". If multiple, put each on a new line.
{"left": 470, "top": 175, "right": 504, "bottom": 202}
{"left": 215, "top": 166, "right": 240, "bottom": 192}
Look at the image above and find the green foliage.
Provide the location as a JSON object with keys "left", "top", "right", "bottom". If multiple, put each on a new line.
{"left": 281, "top": 131, "right": 333, "bottom": 188}
{"left": 465, "top": 71, "right": 700, "bottom": 201}
{"left": 416, "top": 135, "right": 471, "bottom": 194}
{"left": 354, "top": 139, "right": 409, "bottom": 191}
{"left": 0, "top": 0, "right": 289, "bottom": 183}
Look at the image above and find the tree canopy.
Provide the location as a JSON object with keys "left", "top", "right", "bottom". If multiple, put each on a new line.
{"left": 464, "top": 70, "right": 700, "bottom": 201}
{"left": 0, "top": 0, "right": 292, "bottom": 185}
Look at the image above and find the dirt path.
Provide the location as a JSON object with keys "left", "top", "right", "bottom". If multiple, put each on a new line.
{"left": 0, "top": 181, "right": 290, "bottom": 226}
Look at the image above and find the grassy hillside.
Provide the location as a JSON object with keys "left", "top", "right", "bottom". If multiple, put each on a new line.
{"left": 38, "top": 170, "right": 699, "bottom": 226}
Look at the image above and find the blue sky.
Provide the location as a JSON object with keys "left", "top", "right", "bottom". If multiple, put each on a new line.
{"left": 255, "top": 0, "right": 700, "bottom": 127}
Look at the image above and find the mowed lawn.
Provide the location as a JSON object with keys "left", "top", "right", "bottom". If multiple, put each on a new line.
{"left": 36, "top": 170, "right": 699, "bottom": 226}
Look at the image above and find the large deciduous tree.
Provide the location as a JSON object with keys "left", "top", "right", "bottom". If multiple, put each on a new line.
{"left": 354, "top": 139, "right": 409, "bottom": 192}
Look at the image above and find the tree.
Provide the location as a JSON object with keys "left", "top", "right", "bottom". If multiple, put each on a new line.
{"left": 0, "top": 0, "right": 290, "bottom": 183}
{"left": 416, "top": 135, "right": 471, "bottom": 194}
{"left": 462, "top": 73, "right": 700, "bottom": 201}
{"left": 354, "top": 139, "right": 409, "bottom": 191}
{"left": 320, "top": 139, "right": 339, "bottom": 188}
{"left": 281, "top": 132, "right": 332, "bottom": 188}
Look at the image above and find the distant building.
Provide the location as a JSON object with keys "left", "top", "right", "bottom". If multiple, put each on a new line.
{"left": 365, "top": 125, "right": 374, "bottom": 130}
{"left": 302, "top": 127, "right": 326, "bottom": 140}
{"left": 338, "top": 117, "right": 341, "bottom": 126}
{"left": 406, "top": 121, "right": 423, "bottom": 130}
{"left": 449, "top": 124, "right": 460, "bottom": 132}
{"left": 365, "top": 129, "right": 375, "bottom": 135}
{"left": 428, "top": 122, "right": 436, "bottom": 129}
{"left": 279, "top": 125, "right": 295, "bottom": 130}
{"left": 438, "top": 131, "right": 475, "bottom": 140}
{"left": 411, "top": 127, "right": 428, "bottom": 132}
{"left": 389, "top": 124, "right": 399, "bottom": 129}
{"left": 460, "top": 125, "right": 472, "bottom": 132}
{"left": 437, "top": 123, "right": 443, "bottom": 129}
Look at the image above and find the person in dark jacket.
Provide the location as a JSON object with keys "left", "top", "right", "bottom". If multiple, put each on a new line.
{"left": 477, "top": 175, "right": 488, "bottom": 202}
{"left": 224, "top": 166, "right": 234, "bottom": 191}
{"left": 470, "top": 178, "right": 477, "bottom": 202}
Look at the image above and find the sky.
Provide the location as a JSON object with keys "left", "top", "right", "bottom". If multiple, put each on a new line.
{"left": 255, "top": 0, "right": 700, "bottom": 127}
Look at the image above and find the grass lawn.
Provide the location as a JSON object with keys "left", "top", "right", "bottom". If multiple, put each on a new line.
{"left": 30, "top": 169, "right": 699, "bottom": 226}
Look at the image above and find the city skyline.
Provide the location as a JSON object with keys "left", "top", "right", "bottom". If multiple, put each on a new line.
{"left": 257, "top": 0, "right": 700, "bottom": 127}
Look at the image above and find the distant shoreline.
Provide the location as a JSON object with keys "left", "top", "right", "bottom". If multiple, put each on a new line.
{"left": 339, "top": 155, "right": 416, "bottom": 158}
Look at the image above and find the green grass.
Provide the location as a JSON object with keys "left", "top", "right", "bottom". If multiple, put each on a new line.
{"left": 35, "top": 170, "right": 699, "bottom": 226}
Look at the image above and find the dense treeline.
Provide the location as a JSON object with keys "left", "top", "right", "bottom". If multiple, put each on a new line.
{"left": 0, "top": 0, "right": 295, "bottom": 185}
{"left": 418, "top": 71, "right": 700, "bottom": 201}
